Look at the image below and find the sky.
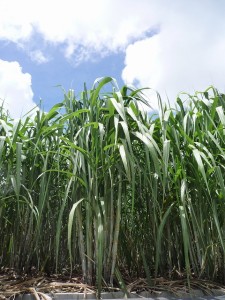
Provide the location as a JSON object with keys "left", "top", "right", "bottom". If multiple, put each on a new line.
{"left": 0, "top": 0, "right": 225, "bottom": 118}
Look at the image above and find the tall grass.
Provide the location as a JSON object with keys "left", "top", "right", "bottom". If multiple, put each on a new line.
{"left": 1, "top": 78, "right": 225, "bottom": 292}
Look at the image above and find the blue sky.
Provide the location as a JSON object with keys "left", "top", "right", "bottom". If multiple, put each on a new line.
{"left": 0, "top": 39, "right": 125, "bottom": 112}
{"left": 0, "top": 0, "right": 225, "bottom": 118}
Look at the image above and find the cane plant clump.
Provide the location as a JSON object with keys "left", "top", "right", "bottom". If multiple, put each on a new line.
{"left": 1, "top": 77, "right": 225, "bottom": 293}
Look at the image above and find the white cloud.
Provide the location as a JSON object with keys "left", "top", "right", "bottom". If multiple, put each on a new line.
{"left": 29, "top": 50, "right": 49, "bottom": 64}
{"left": 122, "top": 1, "right": 225, "bottom": 109}
{"left": 0, "top": 0, "right": 33, "bottom": 42}
{"left": 0, "top": 0, "right": 158, "bottom": 56}
{"left": 0, "top": 59, "right": 37, "bottom": 119}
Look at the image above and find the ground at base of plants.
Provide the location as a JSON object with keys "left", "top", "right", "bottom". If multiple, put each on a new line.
{"left": 1, "top": 271, "right": 225, "bottom": 300}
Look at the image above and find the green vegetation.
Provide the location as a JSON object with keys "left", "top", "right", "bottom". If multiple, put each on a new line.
{"left": 1, "top": 77, "right": 225, "bottom": 292}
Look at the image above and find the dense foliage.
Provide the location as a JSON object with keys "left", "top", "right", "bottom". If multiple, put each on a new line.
{"left": 1, "top": 77, "right": 225, "bottom": 292}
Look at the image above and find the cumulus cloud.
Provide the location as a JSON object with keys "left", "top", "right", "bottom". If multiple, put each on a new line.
{"left": 0, "top": 59, "right": 37, "bottom": 119}
{"left": 0, "top": 0, "right": 33, "bottom": 42}
{"left": 122, "top": 1, "right": 225, "bottom": 109}
{"left": 0, "top": 0, "right": 158, "bottom": 56}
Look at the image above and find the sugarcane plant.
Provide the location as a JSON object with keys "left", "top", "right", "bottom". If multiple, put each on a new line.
{"left": 1, "top": 78, "right": 225, "bottom": 294}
